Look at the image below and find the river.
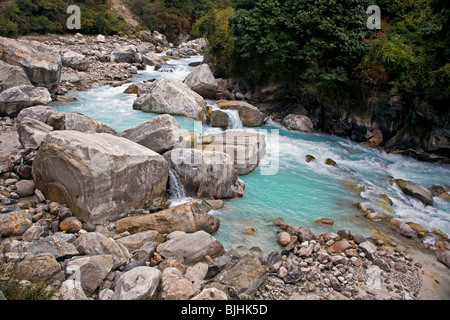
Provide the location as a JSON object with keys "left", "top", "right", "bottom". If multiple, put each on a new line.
{"left": 51, "top": 54, "right": 450, "bottom": 255}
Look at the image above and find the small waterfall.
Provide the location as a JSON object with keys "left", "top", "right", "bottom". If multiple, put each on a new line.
{"left": 222, "top": 109, "right": 243, "bottom": 130}
{"left": 168, "top": 168, "right": 186, "bottom": 200}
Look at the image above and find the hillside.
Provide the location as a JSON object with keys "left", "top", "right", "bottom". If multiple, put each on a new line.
{"left": 106, "top": 0, "right": 139, "bottom": 28}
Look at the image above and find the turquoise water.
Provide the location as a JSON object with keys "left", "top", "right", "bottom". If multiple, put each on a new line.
{"left": 52, "top": 55, "right": 450, "bottom": 254}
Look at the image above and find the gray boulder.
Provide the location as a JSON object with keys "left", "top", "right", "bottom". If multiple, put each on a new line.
{"left": 47, "top": 111, "right": 117, "bottom": 134}
{"left": 0, "top": 60, "right": 31, "bottom": 92}
{"left": 217, "top": 100, "right": 264, "bottom": 127}
{"left": 113, "top": 45, "right": 137, "bottom": 63}
{"left": 112, "top": 266, "right": 161, "bottom": 300}
{"left": 283, "top": 114, "right": 314, "bottom": 133}
{"left": 0, "top": 36, "right": 61, "bottom": 94}
{"left": 184, "top": 64, "right": 218, "bottom": 99}
{"left": 32, "top": 131, "right": 169, "bottom": 224}
{"left": 141, "top": 52, "right": 165, "bottom": 66}
{"left": 157, "top": 231, "right": 224, "bottom": 265}
{"left": 133, "top": 78, "right": 207, "bottom": 123}
{"left": 164, "top": 148, "right": 245, "bottom": 199}
{"left": 0, "top": 85, "right": 51, "bottom": 117}
{"left": 120, "top": 114, "right": 184, "bottom": 154}
{"left": 395, "top": 179, "right": 433, "bottom": 206}
{"left": 18, "top": 117, "right": 53, "bottom": 149}
{"left": 61, "top": 49, "right": 90, "bottom": 71}
{"left": 16, "top": 105, "right": 57, "bottom": 124}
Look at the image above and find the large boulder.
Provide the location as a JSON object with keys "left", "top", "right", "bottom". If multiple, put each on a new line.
{"left": 32, "top": 131, "right": 169, "bottom": 224}
{"left": 47, "top": 111, "right": 117, "bottom": 134}
{"left": 0, "top": 209, "right": 32, "bottom": 237}
{"left": 120, "top": 114, "right": 184, "bottom": 154}
{"left": 156, "top": 231, "right": 224, "bottom": 265}
{"left": 133, "top": 78, "right": 207, "bottom": 123}
{"left": 61, "top": 49, "right": 90, "bottom": 71}
{"left": 141, "top": 52, "right": 165, "bottom": 66}
{"left": 395, "top": 179, "right": 433, "bottom": 206}
{"left": 0, "top": 60, "right": 31, "bottom": 92}
{"left": 0, "top": 36, "right": 61, "bottom": 94}
{"left": 217, "top": 100, "right": 264, "bottom": 127}
{"left": 184, "top": 64, "right": 218, "bottom": 99}
{"left": 115, "top": 200, "right": 220, "bottom": 235}
{"left": 202, "top": 130, "right": 266, "bottom": 175}
{"left": 18, "top": 117, "right": 53, "bottom": 149}
{"left": 16, "top": 105, "right": 57, "bottom": 124}
{"left": 14, "top": 253, "right": 65, "bottom": 287}
{"left": 283, "top": 114, "right": 314, "bottom": 133}
{"left": 164, "top": 148, "right": 245, "bottom": 199}
{"left": 112, "top": 266, "right": 161, "bottom": 300}
{"left": 0, "top": 85, "right": 51, "bottom": 117}
{"left": 113, "top": 45, "right": 137, "bottom": 63}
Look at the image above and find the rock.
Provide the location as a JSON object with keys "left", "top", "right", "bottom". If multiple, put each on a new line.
{"left": 116, "top": 230, "right": 164, "bottom": 253}
{"left": 325, "top": 158, "right": 337, "bottom": 166}
{"left": 358, "top": 241, "right": 378, "bottom": 261}
{"left": 133, "top": 78, "right": 207, "bottom": 123}
{"left": 113, "top": 45, "right": 137, "bottom": 63}
{"left": 213, "top": 254, "right": 267, "bottom": 297}
{"left": 395, "top": 179, "right": 433, "bottom": 206}
{"left": 65, "top": 255, "right": 114, "bottom": 295}
{"left": 47, "top": 111, "right": 117, "bottom": 134}
{"left": 306, "top": 155, "right": 316, "bottom": 163}
{"left": 203, "top": 199, "right": 224, "bottom": 210}
{"left": 14, "top": 179, "right": 35, "bottom": 197}
{"left": 95, "top": 34, "right": 106, "bottom": 43}
{"left": 277, "top": 232, "right": 292, "bottom": 246}
{"left": 160, "top": 271, "right": 197, "bottom": 300}
{"left": 217, "top": 100, "right": 264, "bottom": 127}
{"left": 112, "top": 266, "right": 161, "bottom": 300}
{"left": 156, "top": 231, "right": 224, "bottom": 265}
{"left": 74, "top": 232, "right": 131, "bottom": 269}
{"left": 0, "top": 36, "right": 62, "bottom": 94}
{"left": 61, "top": 49, "right": 90, "bottom": 71}
{"left": 16, "top": 105, "right": 57, "bottom": 124}
{"left": 405, "top": 222, "right": 428, "bottom": 236}
{"left": 331, "top": 239, "right": 353, "bottom": 253}
{"left": 116, "top": 201, "right": 220, "bottom": 235}
{"left": 362, "top": 128, "right": 383, "bottom": 147}
{"left": 184, "top": 64, "right": 218, "bottom": 99}
{"left": 352, "top": 234, "right": 367, "bottom": 244}
{"left": 283, "top": 114, "right": 314, "bottom": 133}
{"left": 59, "top": 217, "right": 82, "bottom": 233}
{"left": 21, "top": 225, "right": 44, "bottom": 242}
{"left": 139, "top": 30, "right": 169, "bottom": 48}
{"left": 296, "top": 226, "right": 317, "bottom": 242}
{"left": 0, "top": 85, "right": 52, "bottom": 117}
{"left": 123, "top": 83, "right": 141, "bottom": 94}
{"left": 185, "top": 262, "right": 209, "bottom": 290}
{"left": 210, "top": 109, "right": 231, "bottom": 129}
{"left": 120, "top": 114, "right": 185, "bottom": 154}
{"left": 191, "top": 288, "right": 228, "bottom": 300}
{"left": 437, "top": 251, "right": 450, "bottom": 268}
{"left": 18, "top": 117, "right": 53, "bottom": 149}
{"left": 15, "top": 253, "right": 64, "bottom": 287}
{"left": 0, "top": 60, "right": 31, "bottom": 92}
{"left": 283, "top": 265, "right": 302, "bottom": 284}
{"left": 0, "top": 209, "right": 32, "bottom": 237}
{"left": 314, "top": 218, "right": 334, "bottom": 225}
{"left": 243, "top": 227, "right": 257, "bottom": 235}
{"left": 399, "top": 223, "right": 417, "bottom": 238}
{"left": 164, "top": 148, "right": 245, "bottom": 199}
{"left": 141, "top": 52, "right": 165, "bottom": 66}
{"left": 59, "top": 280, "right": 89, "bottom": 300}
{"left": 32, "top": 131, "right": 169, "bottom": 224}
{"left": 202, "top": 130, "right": 266, "bottom": 175}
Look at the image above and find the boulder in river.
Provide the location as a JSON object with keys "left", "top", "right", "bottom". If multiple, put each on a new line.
{"left": 133, "top": 78, "right": 207, "bottom": 123}
{"left": 184, "top": 64, "right": 218, "bottom": 99}
{"left": 283, "top": 114, "right": 313, "bottom": 133}
{"left": 395, "top": 179, "right": 433, "bottom": 206}
{"left": 0, "top": 85, "right": 52, "bottom": 117}
{"left": 0, "top": 36, "right": 61, "bottom": 94}
{"left": 61, "top": 49, "right": 90, "bottom": 71}
{"left": 217, "top": 100, "right": 264, "bottom": 127}
{"left": 32, "top": 131, "right": 169, "bottom": 224}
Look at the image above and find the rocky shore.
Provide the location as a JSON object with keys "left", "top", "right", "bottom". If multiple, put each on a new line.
{"left": 0, "top": 32, "right": 449, "bottom": 301}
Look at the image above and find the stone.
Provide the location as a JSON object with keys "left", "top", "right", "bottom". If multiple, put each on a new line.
{"left": 214, "top": 254, "right": 267, "bottom": 296}
{"left": 191, "top": 288, "right": 228, "bottom": 300}
{"left": 59, "top": 280, "right": 89, "bottom": 300}
{"left": 352, "top": 234, "right": 367, "bottom": 244}
{"left": 59, "top": 217, "right": 82, "bottom": 233}
{"left": 95, "top": 34, "right": 106, "bottom": 43}
{"left": 185, "top": 262, "right": 209, "bottom": 290}
{"left": 283, "top": 265, "right": 302, "bottom": 284}
{"left": 277, "top": 232, "right": 292, "bottom": 246}
{"left": 32, "top": 131, "right": 169, "bottom": 224}
{"left": 14, "top": 179, "right": 35, "bottom": 197}
{"left": 133, "top": 78, "right": 207, "bottom": 123}
{"left": 112, "top": 266, "right": 161, "bottom": 300}
{"left": 113, "top": 45, "right": 137, "bottom": 63}
{"left": 331, "top": 239, "right": 353, "bottom": 253}
{"left": 0, "top": 60, "right": 31, "bottom": 92}
{"left": 405, "top": 222, "right": 428, "bottom": 235}
{"left": 156, "top": 231, "right": 224, "bottom": 265}
{"left": 314, "top": 218, "right": 334, "bottom": 225}
{"left": 61, "top": 49, "right": 90, "bottom": 71}
{"left": 217, "top": 100, "right": 264, "bottom": 127}
{"left": 142, "top": 52, "right": 165, "bottom": 66}
{"left": 0, "top": 85, "right": 52, "bottom": 117}
{"left": 283, "top": 114, "right": 313, "bottom": 133}
{"left": 0, "top": 209, "right": 32, "bottom": 237}
{"left": 437, "top": 251, "right": 450, "bottom": 268}
{"left": 203, "top": 199, "right": 224, "bottom": 210}
{"left": 184, "top": 64, "right": 218, "bottom": 99}
{"left": 65, "top": 255, "right": 114, "bottom": 295}
{"left": 164, "top": 148, "right": 245, "bottom": 199}
{"left": 325, "top": 158, "right": 337, "bottom": 166}
{"left": 296, "top": 226, "right": 317, "bottom": 242}
{"left": 15, "top": 253, "right": 64, "bottom": 287}
{"left": 158, "top": 260, "right": 187, "bottom": 275}
{"left": 210, "top": 109, "right": 230, "bottom": 128}
{"left": 359, "top": 241, "right": 378, "bottom": 261}
{"left": 21, "top": 225, "right": 44, "bottom": 242}
{"left": 115, "top": 230, "right": 164, "bottom": 253}
{"left": 17, "top": 117, "right": 53, "bottom": 149}
{"left": 116, "top": 201, "right": 220, "bottom": 235}
{"left": 74, "top": 232, "right": 131, "bottom": 269}
{"left": 306, "top": 155, "right": 316, "bottom": 163}
{"left": 120, "top": 114, "right": 185, "bottom": 154}
{"left": 399, "top": 223, "right": 417, "bottom": 238}
{"left": 47, "top": 111, "right": 117, "bottom": 134}
{"left": 27, "top": 233, "right": 79, "bottom": 260}
{"left": 362, "top": 128, "right": 383, "bottom": 147}
{"left": 0, "top": 36, "right": 62, "bottom": 94}
{"left": 202, "top": 130, "right": 266, "bottom": 175}
{"left": 160, "top": 272, "right": 197, "bottom": 300}
{"left": 395, "top": 179, "right": 433, "bottom": 206}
